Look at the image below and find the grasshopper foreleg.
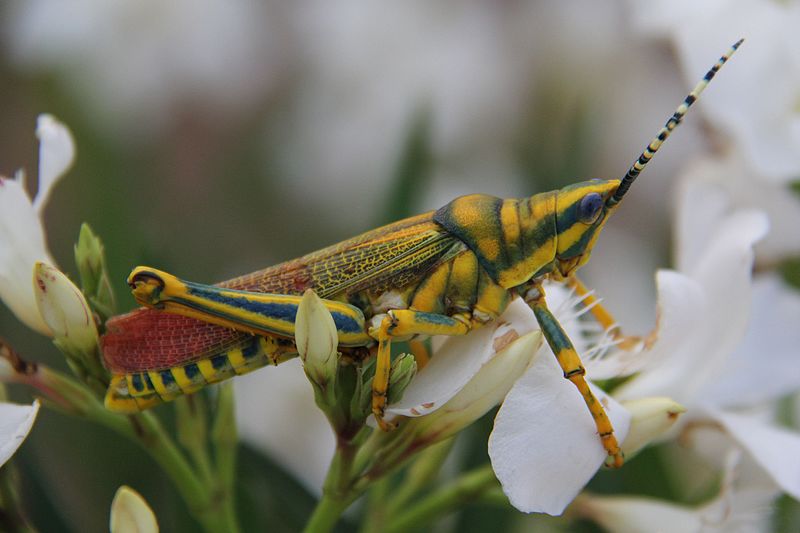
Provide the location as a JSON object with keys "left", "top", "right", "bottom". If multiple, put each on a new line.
{"left": 525, "top": 284, "right": 624, "bottom": 468}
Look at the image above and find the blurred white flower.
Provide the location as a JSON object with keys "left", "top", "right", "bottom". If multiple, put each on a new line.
{"left": 630, "top": 0, "right": 800, "bottom": 182}
{"left": 602, "top": 179, "right": 800, "bottom": 500}
{"left": 109, "top": 485, "right": 159, "bottom": 533}
{"left": 678, "top": 153, "right": 800, "bottom": 261}
{"left": 576, "top": 451, "right": 778, "bottom": 533}
{"left": 0, "top": 399, "right": 40, "bottom": 468}
{"left": 6, "top": 0, "right": 288, "bottom": 140}
{"left": 0, "top": 114, "right": 74, "bottom": 335}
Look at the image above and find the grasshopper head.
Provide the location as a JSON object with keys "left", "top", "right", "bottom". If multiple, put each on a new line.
{"left": 127, "top": 267, "right": 169, "bottom": 308}
{"left": 553, "top": 179, "right": 621, "bottom": 278}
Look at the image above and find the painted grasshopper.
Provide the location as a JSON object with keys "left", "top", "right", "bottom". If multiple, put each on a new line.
{"left": 102, "top": 40, "right": 742, "bottom": 467}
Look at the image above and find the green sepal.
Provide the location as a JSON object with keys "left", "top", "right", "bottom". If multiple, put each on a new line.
{"left": 74, "top": 223, "right": 116, "bottom": 323}
{"left": 52, "top": 337, "right": 108, "bottom": 394}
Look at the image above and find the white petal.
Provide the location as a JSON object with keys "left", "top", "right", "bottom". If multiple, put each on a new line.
{"left": 33, "top": 262, "right": 98, "bottom": 352}
{"left": 640, "top": 1, "right": 800, "bottom": 182}
{"left": 0, "top": 177, "right": 55, "bottom": 334}
{"left": 388, "top": 299, "right": 537, "bottom": 417}
{"left": 488, "top": 345, "right": 630, "bottom": 515}
{"left": 614, "top": 270, "right": 705, "bottom": 402}
{"left": 680, "top": 154, "right": 800, "bottom": 261}
{"left": 674, "top": 180, "right": 730, "bottom": 274}
{"left": 712, "top": 408, "right": 800, "bottom": 500}
{"left": 617, "top": 204, "right": 767, "bottom": 405}
{"left": 34, "top": 114, "right": 75, "bottom": 214}
{"left": 698, "top": 275, "right": 800, "bottom": 407}
{"left": 405, "top": 332, "right": 542, "bottom": 444}
{"left": 109, "top": 485, "right": 159, "bottom": 533}
{"left": 578, "top": 494, "right": 703, "bottom": 533}
{"left": 0, "top": 400, "right": 40, "bottom": 467}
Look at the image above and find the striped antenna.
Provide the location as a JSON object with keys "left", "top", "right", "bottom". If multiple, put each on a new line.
{"left": 608, "top": 38, "right": 743, "bottom": 206}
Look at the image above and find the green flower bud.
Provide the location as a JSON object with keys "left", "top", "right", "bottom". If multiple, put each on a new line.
{"left": 387, "top": 353, "right": 417, "bottom": 405}
{"left": 74, "top": 223, "right": 115, "bottom": 322}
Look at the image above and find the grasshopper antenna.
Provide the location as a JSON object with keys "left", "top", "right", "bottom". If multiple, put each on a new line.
{"left": 608, "top": 38, "right": 744, "bottom": 206}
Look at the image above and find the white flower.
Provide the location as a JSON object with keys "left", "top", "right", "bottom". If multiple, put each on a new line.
{"left": 630, "top": 0, "right": 800, "bottom": 182}
{"left": 0, "top": 399, "right": 40, "bottom": 468}
{"left": 576, "top": 451, "right": 778, "bottom": 533}
{"left": 109, "top": 485, "right": 159, "bottom": 533}
{"left": 0, "top": 114, "right": 75, "bottom": 335}
{"left": 678, "top": 152, "right": 800, "bottom": 261}
{"left": 391, "top": 295, "right": 632, "bottom": 515}
{"left": 605, "top": 179, "right": 800, "bottom": 500}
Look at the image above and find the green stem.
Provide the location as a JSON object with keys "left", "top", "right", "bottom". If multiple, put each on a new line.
{"left": 304, "top": 437, "right": 362, "bottom": 533}
{"left": 387, "top": 437, "right": 455, "bottom": 516}
{"left": 212, "top": 383, "right": 240, "bottom": 532}
{"left": 175, "top": 395, "right": 215, "bottom": 486}
{"left": 386, "top": 465, "right": 498, "bottom": 533}
{"left": 304, "top": 493, "right": 352, "bottom": 533}
{"left": 359, "top": 477, "right": 390, "bottom": 533}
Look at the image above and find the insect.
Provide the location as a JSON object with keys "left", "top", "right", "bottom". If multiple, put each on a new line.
{"left": 102, "top": 40, "right": 742, "bottom": 468}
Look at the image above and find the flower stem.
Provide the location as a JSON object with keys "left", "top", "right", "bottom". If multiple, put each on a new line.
{"left": 386, "top": 464, "right": 499, "bottom": 533}
{"left": 304, "top": 436, "right": 362, "bottom": 533}
{"left": 304, "top": 493, "right": 352, "bottom": 533}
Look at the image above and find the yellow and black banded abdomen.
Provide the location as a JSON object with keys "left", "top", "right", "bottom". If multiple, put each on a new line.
{"left": 105, "top": 335, "right": 298, "bottom": 412}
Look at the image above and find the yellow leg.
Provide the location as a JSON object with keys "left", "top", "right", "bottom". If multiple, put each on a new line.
{"left": 526, "top": 285, "right": 624, "bottom": 468}
{"left": 567, "top": 276, "right": 642, "bottom": 351}
{"left": 368, "top": 310, "right": 472, "bottom": 431}
{"left": 371, "top": 316, "right": 396, "bottom": 431}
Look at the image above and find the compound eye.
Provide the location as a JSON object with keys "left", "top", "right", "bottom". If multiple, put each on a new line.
{"left": 578, "top": 192, "right": 603, "bottom": 224}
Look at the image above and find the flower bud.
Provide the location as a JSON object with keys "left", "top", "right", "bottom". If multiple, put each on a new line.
{"left": 110, "top": 486, "right": 159, "bottom": 533}
{"left": 621, "top": 397, "right": 686, "bottom": 458}
{"left": 33, "top": 262, "right": 99, "bottom": 358}
{"left": 295, "top": 289, "right": 339, "bottom": 393}
{"left": 74, "top": 223, "right": 115, "bottom": 321}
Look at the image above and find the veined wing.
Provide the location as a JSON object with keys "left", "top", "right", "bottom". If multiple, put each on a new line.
{"left": 222, "top": 211, "right": 466, "bottom": 298}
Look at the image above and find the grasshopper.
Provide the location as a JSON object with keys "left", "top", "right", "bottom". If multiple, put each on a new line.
{"left": 102, "top": 40, "right": 742, "bottom": 467}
